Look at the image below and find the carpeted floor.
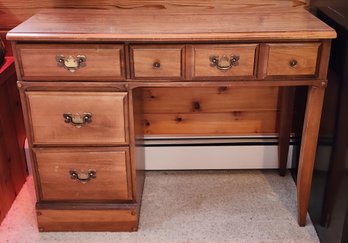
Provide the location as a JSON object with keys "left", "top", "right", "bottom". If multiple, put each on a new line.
{"left": 0, "top": 170, "right": 319, "bottom": 243}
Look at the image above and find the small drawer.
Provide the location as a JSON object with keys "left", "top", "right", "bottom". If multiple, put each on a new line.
{"left": 130, "top": 45, "right": 184, "bottom": 79}
{"left": 266, "top": 43, "right": 320, "bottom": 76}
{"left": 16, "top": 44, "right": 124, "bottom": 80}
{"left": 26, "top": 91, "right": 128, "bottom": 145}
{"left": 192, "top": 44, "right": 258, "bottom": 79}
{"left": 33, "top": 148, "right": 131, "bottom": 201}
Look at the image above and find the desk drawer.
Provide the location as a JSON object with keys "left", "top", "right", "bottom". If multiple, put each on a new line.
{"left": 266, "top": 43, "right": 320, "bottom": 76}
{"left": 26, "top": 91, "right": 128, "bottom": 145}
{"left": 130, "top": 45, "right": 184, "bottom": 79}
{"left": 16, "top": 44, "right": 124, "bottom": 80}
{"left": 192, "top": 44, "right": 258, "bottom": 79}
{"left": 34, "top": 148, "right": 131, "bottom": 201}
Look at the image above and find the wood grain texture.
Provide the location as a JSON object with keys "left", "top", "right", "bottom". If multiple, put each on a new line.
{"left": 37, "top": 208, "right": 138, "bottom": 232}
{"left": 0, "top": 0, "right": 309, "bottom": 31}
{"left": 0, "top": 58, "right": 27, "bottom": 224}
{"left": 0, "top": 125, "right": 16, "bottom": 223}
{"left": 34, "top": 148, "right": 131, "bottom": 201}
{"left": 16, "top": 43, "right": 124, "bottom": 81}
{"left": 6, "top": 7, "right": 335, "bottom": 42}
{"left": 267, "top": 43, "right": 320, "bottom": 76}
{"left": 317, "top": 40, "right": 332, "bottom": 80}
{"left": 297, "top": 86, "right": 325, "bottom": 226}
{"left": 144, "top": 111, "right": 277, "bottom": 135}
{"left": 142, "top": 87, "right": 279, "bottom": 113}
{"left": 26, "top": 91, "right": 128, "bottom": 145}
{"left": 142, "top": 87, "right": 280, "bottom": 134}
{"left": 131, "top": 45, "right": 184, "bottom": 79}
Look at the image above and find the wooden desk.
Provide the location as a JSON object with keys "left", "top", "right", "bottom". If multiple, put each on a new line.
{"left": 7, "top": 5, "right": 336, "bottom": 232}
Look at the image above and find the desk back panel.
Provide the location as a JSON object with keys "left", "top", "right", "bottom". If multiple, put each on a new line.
{"left": 142, "top": 87, "right": 279, "bottom": 135}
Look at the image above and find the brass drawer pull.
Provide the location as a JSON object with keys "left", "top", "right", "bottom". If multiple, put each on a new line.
{"left": 56, "top": 54, "right": 87, "bottom": 73}
{"left": 289, "top": 59, "right": 298, "bottom": 68}
{"left": 69, "top": 170, "right": 96, "bottom": 184}
{"left": 209, "top": 55, "right": 240, "bottom": 71}
{"left": 63, "top": 112, "right": 92, "bottom": 128}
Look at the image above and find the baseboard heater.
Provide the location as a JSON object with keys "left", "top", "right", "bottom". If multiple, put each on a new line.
{"left": 144, "top": 136, "right": 295, "bottom": 170}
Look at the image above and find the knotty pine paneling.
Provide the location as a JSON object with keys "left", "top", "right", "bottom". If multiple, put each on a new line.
{"left": 143, "top": 87, "right": 279, "bottom": 113}
{"left": 142, "top": 87, "right": 279, "bottom": 135}
{"left": 144, "top": 111, "right": 278, "bottom": 135}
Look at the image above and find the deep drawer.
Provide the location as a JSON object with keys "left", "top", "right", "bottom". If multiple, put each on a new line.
{"left": 192, "top": 44, "right": 258, "bottom": 79}
{"left": 26, "top": 91, "right": 128, "bottom": 145}
{"left": 16, "top": 44, "right": 124, "bottom": 80}
{"left": 34, "top": 147, "right": 132, "bottom": 201}
{"left": 266, "top": 43, "right": 320, "bottom": 76}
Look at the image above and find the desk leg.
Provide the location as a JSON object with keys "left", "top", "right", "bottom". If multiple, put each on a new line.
{"left": 278, "top": 87, "right": 295, "bottom": 176}
{"left": 297, "top": 86, "right": 325, "bottom": 226}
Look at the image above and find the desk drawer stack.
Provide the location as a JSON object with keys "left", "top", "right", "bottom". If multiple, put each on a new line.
{"left": 7, "top": 8, "right": 335, "bottom": 232}
{"left": 14, "top": 43, "right": 138, "bottom": 232}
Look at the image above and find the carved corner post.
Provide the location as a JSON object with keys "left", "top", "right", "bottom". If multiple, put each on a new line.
{"left": 297, "top": 85, "right": 326, "bottom": 226}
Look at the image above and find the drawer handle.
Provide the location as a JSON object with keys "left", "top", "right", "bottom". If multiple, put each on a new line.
{"left": 69, "top": 170, "right": 96, "bottom": 184}
{"left": 56, "top": 55, "right": 87, "bottom": 73}
{"left": 63, "top": 112, "right": 92, "bottom": 128}
{"left": 209, "top": 55, "right": 240, "bottom": 71}
{"left": 289, "top": 59, "right": 298, "bottom": 68}
{"left": 153, "top": 61, "right": 161, "bottom": 69}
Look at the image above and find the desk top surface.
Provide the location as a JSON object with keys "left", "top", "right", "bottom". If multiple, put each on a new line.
{"left": 7, "top": 3, "right": 336, "bottom": 42}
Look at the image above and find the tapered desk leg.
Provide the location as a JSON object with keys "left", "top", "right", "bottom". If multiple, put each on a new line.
{"left": 297, "top": 86, "right": 325, "bottom": 226}
{"left": 278, "top": 87, "right": 295, "bottom": 176}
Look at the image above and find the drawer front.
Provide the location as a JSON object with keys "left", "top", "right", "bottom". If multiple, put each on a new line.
{"left": 26, "top": 91, "right": 128, "bottom": 145}
{"left": 34, "top": 148, "right": 131, "bottom": 201}
{"left": 266, "top": 43, "right": 320, "bottom": 76}
{"left": 16, "top": 44, "right": 124, "bottom": 80}
{"left": 192, "top": 44, "right": 258, "bottom": 79}
{"left": 130, "top": 45, "right": 184, "bottom": 79}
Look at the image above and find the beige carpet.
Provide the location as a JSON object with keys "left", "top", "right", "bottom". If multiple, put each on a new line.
{"left": 0, "top": 170, "right": 319, "bottom": 243}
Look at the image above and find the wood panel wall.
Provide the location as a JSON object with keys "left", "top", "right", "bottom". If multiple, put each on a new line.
{"left": 1, "top": 0, "right": 307, "bottom": 136}
{"left": 0, "top": 0, "right": 307, "bottom": 30}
